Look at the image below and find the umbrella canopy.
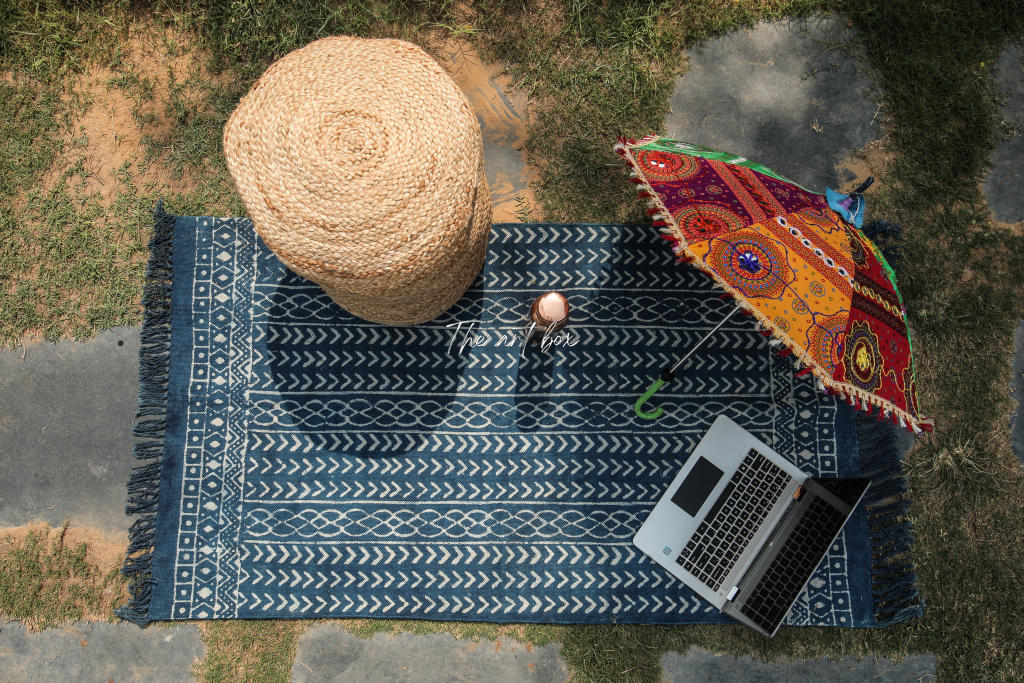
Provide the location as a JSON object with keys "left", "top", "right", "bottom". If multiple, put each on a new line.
{"left": 614, "top": 135, "right": 932, "bottom": 433}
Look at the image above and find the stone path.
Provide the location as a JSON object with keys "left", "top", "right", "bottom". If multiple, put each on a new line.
{"left": 0, "top": 622, "right": 204, "bottom": 683}
{"left": 0, "top": 16, "right": 971, "bottom": 682}
{"left": 984, "top": 43, "right": 1024, "bottom": 224}
{"left": 0, "top": 328, "right": 139, "bottom": 535}
{"left": 985, "top": 43, "right": 1024, "bottom": 464}
{"left": 291, "top": 628, "right": 567, "bottom": 683}
{"left": 665, "top": 17, "right": 879, "bottom": 193}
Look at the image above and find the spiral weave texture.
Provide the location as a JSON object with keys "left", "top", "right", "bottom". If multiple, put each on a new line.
{"left": 224, "top": 37, "right": 491, "bottom": 324}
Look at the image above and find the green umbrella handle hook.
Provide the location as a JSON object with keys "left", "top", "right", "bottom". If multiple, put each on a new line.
{"left": 634, "top": 368, "right": 675, "bottom": 420}
{"left": 633, "top": 307, "right": 741, "bottom": 421}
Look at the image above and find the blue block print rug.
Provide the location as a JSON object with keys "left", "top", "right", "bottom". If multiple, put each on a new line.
{"left": 119, "top": 206, "right": 922, "bottom": 627}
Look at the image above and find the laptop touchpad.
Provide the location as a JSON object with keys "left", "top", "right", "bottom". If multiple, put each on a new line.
{"left": 671, "top": 457, "right": 724, "bottom": 516}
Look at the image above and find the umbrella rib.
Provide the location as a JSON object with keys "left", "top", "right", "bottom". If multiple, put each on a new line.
{"left": 668, "top": 306, "right": 742, "bottom": 374}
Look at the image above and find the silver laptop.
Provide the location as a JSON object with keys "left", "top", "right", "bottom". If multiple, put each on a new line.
{"left": 634, "top": 414, "right": 869, "bottom": 637}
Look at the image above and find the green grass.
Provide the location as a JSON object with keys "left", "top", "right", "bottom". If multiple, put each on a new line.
{"left": 840, "top": 4, "right": 1024, "bottom": 677}
{"left": 0, "top": 0, "right": 144, "bottom": 344}
{"left": 0, "top": 523, "right": 124, "bottom": 629}
{"left": 1, "top": 0, "right": 1023, "bottom": 680}
{"left": 0, "top": 80, "right": 69, "bottom": 341}
{"left": 195, "top": 621, "right": 306, "bottom": 683}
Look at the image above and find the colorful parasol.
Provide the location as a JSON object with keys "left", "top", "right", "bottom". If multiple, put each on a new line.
{"left": 614, "top": 136, "right": 933, "bottom": 434}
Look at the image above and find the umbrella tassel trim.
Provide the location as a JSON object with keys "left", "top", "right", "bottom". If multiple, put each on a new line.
{"left": 615, "top": 136, "right": 935, "bottom": 435}
{"left": 835, "top": 385, "right": 933, "bottom": 434}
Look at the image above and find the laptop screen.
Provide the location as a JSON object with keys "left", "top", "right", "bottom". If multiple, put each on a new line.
{"left": 670, "top": 456, "right": 724, "bottom": 516}
{"left": 729, "top": 477, "right": 870, "bottom": 636}
{"left": 812, "top": 477, "right": 870, "bottom": 507}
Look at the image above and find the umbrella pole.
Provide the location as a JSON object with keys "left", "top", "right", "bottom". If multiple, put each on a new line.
{"left": 634, "top": 307, "right": 742, "bottom": 420}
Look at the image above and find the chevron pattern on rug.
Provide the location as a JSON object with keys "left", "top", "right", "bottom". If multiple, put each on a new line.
{"left": 124, "top": 216, "right": 882, "bottom": 626}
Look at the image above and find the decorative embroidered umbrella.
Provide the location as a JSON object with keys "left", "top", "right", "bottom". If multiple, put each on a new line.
{"left": 615, "top": 136, "right": 933, "bottom": 434}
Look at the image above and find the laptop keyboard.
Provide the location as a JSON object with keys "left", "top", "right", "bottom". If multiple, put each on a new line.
{"left": 738, "top": 495, "right": 846, "bottom": 633}
{"left": 675, "top": 449, "right": 792, "bottom": 590}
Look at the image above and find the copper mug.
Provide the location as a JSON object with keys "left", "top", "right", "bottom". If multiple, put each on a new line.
{"left": 527, "top": 292, "right": 569, "bottom": 342}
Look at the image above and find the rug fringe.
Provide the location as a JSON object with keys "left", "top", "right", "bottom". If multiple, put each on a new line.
{"left": 116, "top": 201, "right": 175, "bottom": 627}
{"left": 857, "top": 414, "right": 925, "bottom": 626}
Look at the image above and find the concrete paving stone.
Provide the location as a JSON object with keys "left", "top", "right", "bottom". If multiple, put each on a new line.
{"left": 1012, "top": 320, "right": 1024, "bottom": 465}
{"left": 984, "top": 43, "right": 1024, "bottom": 223}
{"left": 0, "top": 621, "right": 204, "bottom": 683}
{"left": 0, "top": 327, "right": 140, "bottom": 536}
{"left": 660, "top": 647, "right": 936, "bottom": 682}
{"left": 665, "top": 17, "right": 880, "bottom": 194}
{"left": 291, "top": 626, "right": 568, "bottom": 683}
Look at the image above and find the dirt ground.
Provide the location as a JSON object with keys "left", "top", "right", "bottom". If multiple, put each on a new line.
{"left": 0, "top": 522, "right": 128, "bottom": 627}
{"left": 42, "top": 23, "right": 212, "bottom": 206}
{"left": 835, "top": 137, "right": 893, "bottom": 196}
{"left": 436, "top": 39, "right": 537, "bottom": 220}
{"left": 48, "top": 25, "right": 534, "bottom": 220}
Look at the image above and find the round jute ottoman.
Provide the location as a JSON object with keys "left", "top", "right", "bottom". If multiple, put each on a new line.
{"left": 224, "top": 37, "right": 491, "bottom": 325}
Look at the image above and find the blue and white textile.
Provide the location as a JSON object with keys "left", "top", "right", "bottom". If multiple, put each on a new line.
{"left": 119, "top": 209, "right": 921, "bottom": 627}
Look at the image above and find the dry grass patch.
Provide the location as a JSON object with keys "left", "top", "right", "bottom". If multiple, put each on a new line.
{"left": 341, "top": 616, "right": 560, "bottom": 647}
{"left": 49, "top": 22, "right": 214, "bottom": 206}
{"left": 0, "top": 522, "right": 128, "bottom": 629}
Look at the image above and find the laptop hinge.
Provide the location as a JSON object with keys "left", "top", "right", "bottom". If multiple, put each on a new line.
{"left": 726, "top": 586, "right": 740, "bottom": 602}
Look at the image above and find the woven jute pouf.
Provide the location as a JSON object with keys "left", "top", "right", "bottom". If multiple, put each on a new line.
{"left": 223, "top": 37, "right": 491, "bottom": 325}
